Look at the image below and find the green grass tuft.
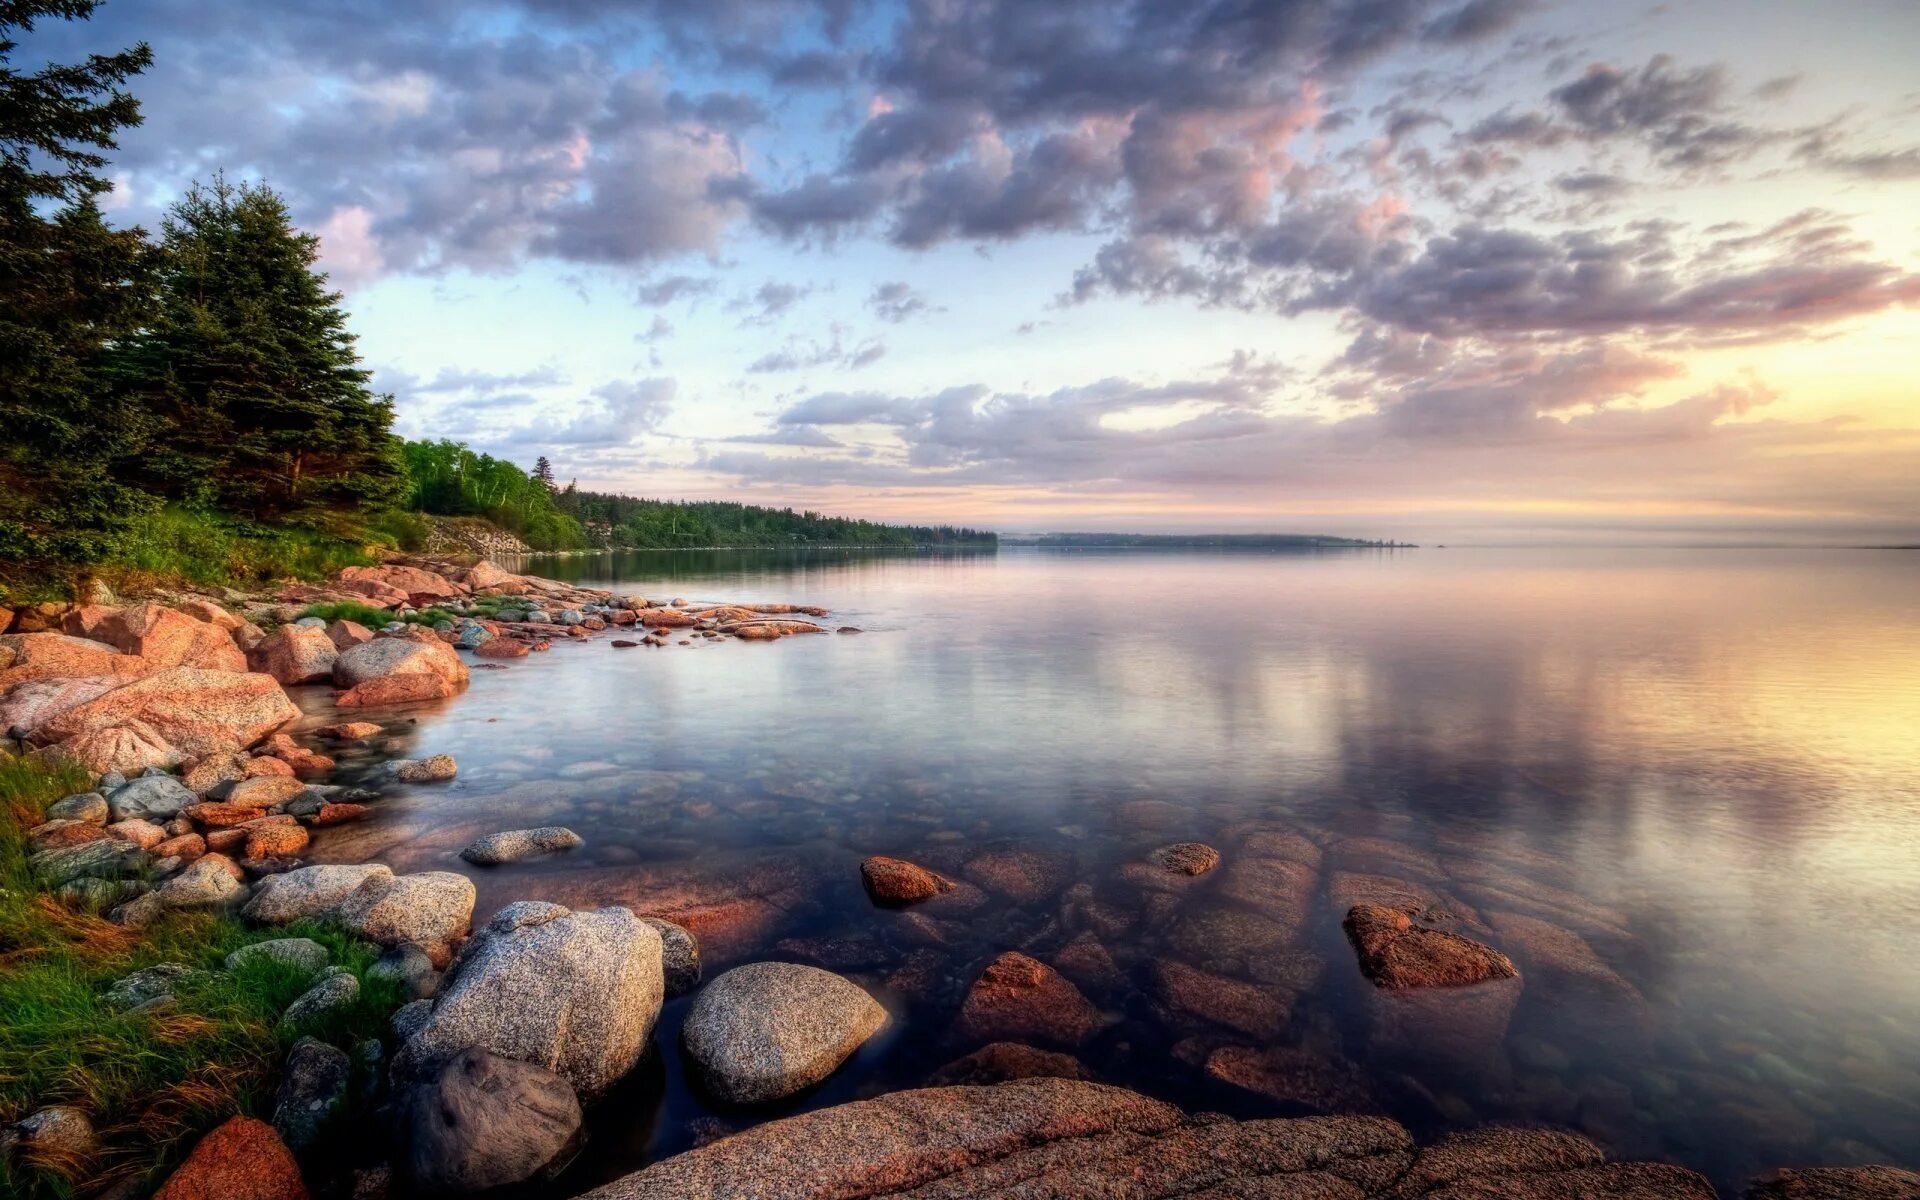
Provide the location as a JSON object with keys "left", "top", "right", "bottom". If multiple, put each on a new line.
{"left": 295, "top": 600, "right": 459, "bottom": 628}
{"left": 0, "top": 753, "right": 405, "bottom": 1198}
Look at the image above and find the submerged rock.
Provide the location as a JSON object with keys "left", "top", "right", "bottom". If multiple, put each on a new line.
{"left": 1150, "top": 841, "right": 1221, "bottom": 875}
{"left": 397, "top": 1047, "right": 582, "bottom": 1193}
{"left": 929, "top": 1042, "right": 1093, "bottom": 1087}
{"left": 1344, "top": 903, "right": 1518, "bottom": 990}
{"left": 682, "top": 962, "right": 888, "bottom": 1104}
{"left": 1745, "top": 1166, "right": 1920, "bottom": 1199}
{"left": 860, "top": 854, "right": 953, "bottom": 905}
{"left": 460, "top": 825, "right": 583, "bottom": 865}
{"left": 953, "top": 951, "right": 1105, "bottom": 1048}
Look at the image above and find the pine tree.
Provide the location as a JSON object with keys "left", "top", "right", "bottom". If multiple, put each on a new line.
{"left": 533, "top": 455, "right": 556, "bottom": 492}
{"left": 0, "top": 2, "right": 158, "bottom": 571}
{"left": 124, "top": 175, "right": 402, "bottom": 526}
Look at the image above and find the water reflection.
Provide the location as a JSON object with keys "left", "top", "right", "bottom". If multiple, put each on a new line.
{"left": 293, "top": 547, "right": 1920, "bottom": 1192}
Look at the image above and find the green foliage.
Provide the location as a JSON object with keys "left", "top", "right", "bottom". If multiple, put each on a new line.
{"left": 0, "top": 752, "right": 401, "bottom": 1198}
{"left": 0, "top": 3, "right": 160, "bottom": 571}
{"left": 100, "top": 507, "right": 380, "bottom": 588}
{"left": 400, "top": 439, "right": 588, "bottom": 551}
{"left": 118, "top": 175, "right": 403, "bottom": 523}
{"left": 294, "top": 600, "right": 455, "bottom": 628}
{"left": 589, "top": 494, "right": 996, "bottom": 548}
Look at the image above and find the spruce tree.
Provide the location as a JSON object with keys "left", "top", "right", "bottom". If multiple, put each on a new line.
{"left": 126, "top": 175, "right": 402, "bottom": 526}
{"left": 0, "top": 1, "right": 157, "bottom": 571}
{"left": 533, "top": 455, "right": 556, "bottom": 492}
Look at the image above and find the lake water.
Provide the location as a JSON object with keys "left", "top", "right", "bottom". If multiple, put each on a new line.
{"left": 296, "top": 546, "right": 1920, "bottom": 1193}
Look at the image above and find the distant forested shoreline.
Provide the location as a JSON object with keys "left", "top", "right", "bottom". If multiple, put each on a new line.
{"left": 1011, "top": 533, "right": 1412, "bottom": 549}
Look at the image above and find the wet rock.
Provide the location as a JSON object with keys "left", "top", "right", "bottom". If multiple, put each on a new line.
{"left": 246, "top": 823, "right": 310, "bottom": 860}
{"left": 682, "top": 961, "right": 888, "bottom": 1104}
{"left": 1344, "top": 904, "right": 1517, "bottom": 990}
{"left": 1485, "top": 910, "right": 1648, "bottom": 1038}
{"left": 151, "top": 1115, "right": 307, "bottom": 1200}
{"left": 1216, "top": 851, "right": 1318, "bottom": 938}
{"left": 98, "top": 604, "right": 248, "bottom": 672}
{"left": 474, "top": 637, "right": 529, "bottom": 659}
{"left": 1151, "top": 842, "right": 1221, "bottom": 875}
{"left": 642, "top": 917, "right": 701, "bottom": 997}
{"left": 41, "top": 667, "right": 299, "bottom": 759}
{"left": 182, "top": 751, "right": 250, "bottom": 792}
{"left": 281, "top": 967, "right": 359, "bottom": 1027}
{"left": 962, "top": 847, "right": 1074, "bottom": 904}
{"left": 318, "top": 720, "right": 381, "bottom": 742}
{"left": 227, "top": 937, "right": 329, "bottom": 975}
{"left": 1152, "top": 960, "right": 1291, "bottom": 1039}
{"left": 1204, "top": 1045, "right": 1374, "bottom": 1111}
{"left": 369, "top": 943, "right": 441, "bottom": 1000}
{"left": 929, "top": 1043, "right": 1093, "bottom": 1087}
{"left": 332, "top": 638, "right": 468, "bottom": 707}
{"left": 1744, "top": 1165, "right": 1920, "bottom": 1199}
{"left": 105, "top": 963, "right": 196, "bottom": 1013}
{"left": 460, "top": 825, "right": 583, "bottom": 865}
{"left": 250, "top": 624, "right": 339, "bottom": 686}
{"left": 1051, "top": 932, "right": 1123, "bottom": 994}
{"left": 393, "top": 753, "right": 457, "bottom": 783}
{"left": 954, "top": 951, "right": 1104, "bottom": 1048}
{"left": 397, "top": 1047, "right": 582, "bottom": 1193}
{"left": 107, "top": 774, "right": 196, "bottom": 821}
{"left": 402, "top": 902, "right": 661, "bottom": 1098}
{"left": 861, "top": 854, "right": 953, "bottom": 905}
{"left": 272, "top": 1037, "right": 349, "bottom": 1153}
{"left": 1166, "top": 907, "right": 1298, "bottom": 973}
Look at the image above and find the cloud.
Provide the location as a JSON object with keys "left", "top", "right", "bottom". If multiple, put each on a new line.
{"left": 531, "top": 379, "right": 675, "bottom": 446}
{"left": 868, "top": 281, "right": 936, "bottom": 323}
{"left": 636, "top": 275, "right": 718, "bottom": 305}
{"left": 731, "top": 279, "right": 814, "bottom": 324}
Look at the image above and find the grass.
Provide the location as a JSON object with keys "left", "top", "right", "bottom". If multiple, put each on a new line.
{"left": 97, "top": 507, "right": 386, "bottom": 594}
{"left": 0, "top": 753, "right": 404, "bottom": 1198}
{"left": 295, "top": 600, "right": 461, "bottom": 628}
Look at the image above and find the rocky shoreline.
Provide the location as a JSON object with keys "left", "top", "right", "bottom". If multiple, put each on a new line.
{"left": 2, "top": 559, "right": 1915, "bottom": 1199}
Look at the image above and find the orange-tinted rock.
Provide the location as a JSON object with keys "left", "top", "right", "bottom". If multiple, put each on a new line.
{"left": 0, "top": 676, "right": 121, "bottom": 738}
{"left": 962, "top": 847, "right": 1073, "bottom": 904}
{"left": 337, "top": 564, "right": 466, "bottom": 605}
{"left": 152, "top": 1115, "right": 307, "bottom": 1200}
{"left": 183, "top": 752, "right": 250, "bottom": 793}
{"left": 336, "top": 674, "right": 458, "bottom": 708}
{"left": 954, "top": 951, "right": 1105, "bottom": 1048}
{"left": 1151, "top": 842, "right": 1220, "bottom": 875}
{"left": 332, "top": 577, "right": 410, "bottom": 607}
{"left": 326, "top": 620, "right": 374, "bottom": 650}
{"left": 332, "top": 637, "right": 468, "bottom": 707}
{"left": 60, "top": 603, "right": 119, "bottom": 639}
{"left": 318, "top": 721, "right": 382, "bottom": 742}
{"left": 58, "top": 723, "right": 181, "bottom": 775}
{"left": 1344, "top": 904, "right": 1516, "bottom": 990}
{"left": 176, "top": 599, "right": 247, "bottom": 631}
{"left": 929, "top": 1043, "right": 1092, "bottom": 1087}
{"left": 0, "top": 632, "right": 150, "bottom": 688}
{"left": 99, "top": 604, "right": 247, "bottom": 672}
{"left": 725, "top": 620, "right": 827, "bottom": 640}
{"left": 1152, "top": 960, "right": 1290, "bottom": 1039}
{"left": 473, "top": 638, "right": 529, "bottom": 659}
{"left": 32, "top": 821, "right": 106, "bottom": 850}
{"left": 206, "top": 827, "right": 247, "bottom": 853}
{"left": 224, "top": 775, "right": 307, "bottom": 808}
{"left": 250, "top": 624, "right": 338, "bottom": 686}
{"left": 108, "top": 818, "right": 169, "bottom": 849}
{"left": 40, "top": 668, "right": 298, "bottom": 758}
{"left": 637, "top": 609, "right": 698, "bottom": 628}
{"left": 246, "top": 823, "right": 309, "bottom": 859}
{"left": 1204, "top": 1045, "right": 1375, "bottom": 1111}
{"left": 153, "top": 832, "right": 207, "bottom": 862}
{"left": 861, "top": 855, "right": 953, "bottom": 905}
{"left": 310, "top": 802, "right": 369, "bottom": 826}
{"left": 186, "top": 802, "right": 274, "bottom": 828}
{"left": 244, "top": 754, "right": 295, "bottom": 778}
{"left": 1745, "top": 1166, "right": 1920, "bottom": 1199}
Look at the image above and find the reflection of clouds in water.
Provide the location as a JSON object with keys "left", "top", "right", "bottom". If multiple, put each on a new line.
{"left": 298, "top": 547, "right": 1920, "bottom": 1189}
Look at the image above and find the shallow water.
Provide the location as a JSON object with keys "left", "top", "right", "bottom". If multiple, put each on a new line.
{"left": 295, "top": 546, "right": 1920, "bottom": 1192}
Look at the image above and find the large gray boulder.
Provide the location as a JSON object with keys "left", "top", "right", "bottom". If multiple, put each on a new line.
{"left": 327, "top": 870, "right": 474, "bottom": 967}
{"left": 682, "top": 962, "right": 888, "bottom": 1104}
{"left": 106, "top": 774, "right": 195, "bottom": 822}
{"left": 243, "top": 863, "right": 392, "bottom": 925}
{"left": 397, "top": 1048, "right": 582, "bottom": 1193}
{"left": 400, "top": 902, "right": 661, "bottom": 1099}
{"left": 226, "top": 937, "right": 329, "bottom": 975}
{"left": 32, "top": 837, "right": 148, "bottom": 887}
{"left": 643, "top": 917, "right": 701, "bottom": 997}
{"left": 459, "top": 826, "right": 583, "bottom": 865}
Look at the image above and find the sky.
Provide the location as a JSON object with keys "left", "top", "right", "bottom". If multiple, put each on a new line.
{"left": 33, "top": 0, "right": 1920, "bottom": 542}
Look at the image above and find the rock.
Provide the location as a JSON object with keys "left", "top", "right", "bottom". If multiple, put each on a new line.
{"left": 177, "top": 598, "right": 246, "bottom": 631}
{"left": 1152, "top": 959, "right": 1290, "bottom": 1039}
{"left": 1745, "top": 1166, "right": 1920, "bottom": 1199}
{"left": 860, "top": 855, "right": 953, "bottom": 904}
{"left": 227, "top": 937, "right": 330, "bottom": 975}
{"left": 0, "top": 677, "right": 121, "bottom": 740}
{"left": 474, "top": 637, "right": 529, "bottom": 659}
{"left": 682, "top": 961, "right": 888, "bottom": 1104}
{"left": 221, "top": 776, "right": 311, "bottom": 809}
{"left": 962, "top": 847, "right": 1073, "bottom": 904}
{"left": 272, "top": 1037, "right": 349, "bottom": 1153}
{"left": 245, "top": 823, "right": 310, "bottom": 860}
{"left": 337, "top": 564, "right": 466, "bottom": 606}
{"left": 954, "top": 951, "right": 1104, "bottom": 1047}
{"left": 250, "top": 625, "right": 339, "bottom": 686}
{"left": 152, "top": 831, "right": 206, "bottom": 862}
{"left": 183, "top": 751, "right": 250, "bottom": 792}
{"left": 281, "top": 967, "right": 359, "bottom": 1026}
{"left": 33, "top": 837, "right": 148, "bottom": 886}
{"left": 107, "top": 774, "right": 196, "bottom": 821}
{"left": 325, "top": 620, "right": 373, "bottom": 650}
{"left": 392, "top": 997, "right": 434, "bottom": 1042}
{"left": 40, "top": 667, "right": 299, "bottom": 759}
{"left": 7, "top": 1104, "right": 96, "bottom": 1160}
{"left": 329, "top": 871, "right": 475, "bottom": 967}
{"left": 642, "top": 917, "right": 702, "bottom": 997}
{"left": 401, "top": 902, "right": 662, "bottom": 1097}
{"left": 105, "top": 963, "right": 195, "bottom": 1012}
{"left": 397, "top": 1047, "right": 583, "bottom": 1192}
{"left": 1204, "top": 1045, "right": 1374, "bottom": 1111}
{"left": 56, "top": 723, "right": 181, "bottom": 775}
{"left": 368, "top": 943, "right": 441, "bottom": 1000}
{"left": 1344, "top": 903, "right": 1518, "bottom": 989}
{"left": 47, "top": 791, "right": 109, "bottom": 825}
{"left": 146, "top": 853, "right": 247, "bottom": 912}
{"left": 151, "top": 1114, "right": 307, "bottom": 1200}
{"left": 333, "top": 635, "right": 468, "bottom": 692}
{"left": 0, "top": 631, "right": 149, "bottom": 688}
{"left": 308, "top": 802, "right": 369, "bottom": 826}
{"left": 330, "top": 577, "right": 410, "bottom": 607}
{"left": 318, "top": 721, "right": 381, "bottom": 742}
{"left": 244, "top": 863, "right": 392, "bottom": 924}
{"left": 929, "top": 1043, "right": 1093, "bottom": 1086}
{"left": 107, "top": 817, "right": 168, "bottom": 849}
{"left": 99, "top": 604, "right": 248, "bottom": 672}
{"left": 392, "top": 753, "right": 457, "bottom": 783}
{"left": 1152, "top": 842, "right": 1221, "bottom": 875}
{"left": 30, "top": 818, "right": 104, "bottom": 850}
{"left": 460, "top": 825, "right": 583, "bottom": 865}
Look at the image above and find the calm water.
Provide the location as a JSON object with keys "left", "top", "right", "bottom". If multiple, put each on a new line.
{"left": 296, "top": 547, "right": 1920, "bottom": 1193}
